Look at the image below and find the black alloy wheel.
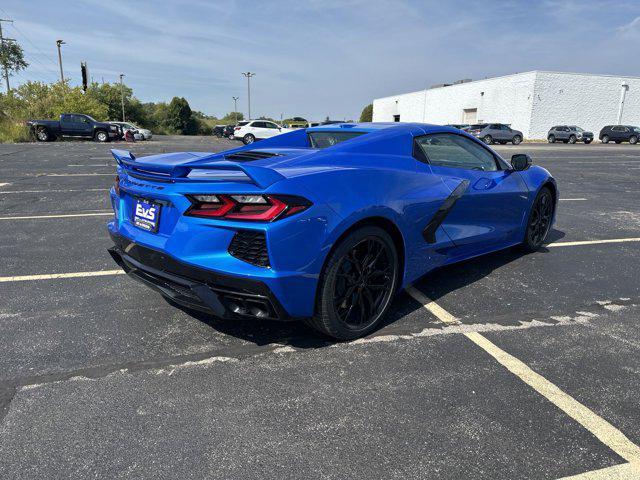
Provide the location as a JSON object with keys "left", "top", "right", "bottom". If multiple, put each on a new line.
{"left": 483, "top": 135, "right": 493, "bottom": 145}
{"left": 523, "top": 187, "right": 553, "bottom": 251}
{"left": 512, "top": 135, "right": 522, "bottom": 145}
{"left": 309, "top": 226, "right": 398, "bottom": 340}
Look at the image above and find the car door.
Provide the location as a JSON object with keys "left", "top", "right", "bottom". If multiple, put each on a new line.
{"left": 76, "top": 115, "right": 93, "bottom": 136}
{"left": 555, "top": 126, "right": 566, "bottom": 141}
{"left": 261, "top": 122, "right": 282, "bottom": 138}
{"left": 611, "top": 126, "right": 623, "bottom": 141}
{"left": 60, "top": 114, "right": 78, "bottom": 135}
{"left": 500, "top": 125, "right": 513, "bottom": 141}
{"left": 249, "top": 121, "right": 266, "bottom": 138}
{"left": 414, "top": 133, "right": 530, "bottom": 256}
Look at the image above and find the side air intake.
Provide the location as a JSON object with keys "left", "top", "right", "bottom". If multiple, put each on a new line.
{"left": 224, "top": 151, "right": 281, "bottom": 162}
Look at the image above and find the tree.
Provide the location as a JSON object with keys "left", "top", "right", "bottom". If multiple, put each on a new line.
{"left": 0, "top": 40, "right": 28, "bottom": 92}
{"left": 359, "top": 103, "right": 373, "bottom": 122}
{"left": 86, "top": 81, "right": 133, "bottom": 121}
{"left": 166, "top": 97, "right": 193, "bottom": 134}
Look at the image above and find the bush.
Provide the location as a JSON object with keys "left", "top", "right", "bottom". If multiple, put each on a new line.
{"left": 0, "top": 120, "right": 32, "bottom": 143}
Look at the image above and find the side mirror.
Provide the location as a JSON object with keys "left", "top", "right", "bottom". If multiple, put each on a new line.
{"left": 511, "top": 154, "right": 532, "bottom": 171}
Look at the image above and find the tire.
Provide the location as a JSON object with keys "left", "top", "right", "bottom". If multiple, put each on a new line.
{"left": 95, "top": 130, "right": 109, "bottom": 142}
{"left": 243, "top": 134, "right": 255, "bottom": 145}
{"left": 482, "top": 135, "right": 493, "bottom": 145}
{"left": 602, "top": 135, "right": 609, "bottom": 144}
{"left": 548, "top": 135, "right": 555, "bottom": 143}
{"left": 307, "top": 226, "right": 399, "bottom": 340}
{"left": 615, "top": 140, "right": 622, "bottom": 144}
{"left": 630, "top": 136, "right": 638, "bottom": 145}
{"left": 522, "top": 186, "right": 554, "bottom": 252}
{"left": 512, "top": 135, "right": 522, "bottom": 145}
{"left": 584, "top": 139, "right": 592, "bottom": 144}
{"left": 35, "top": 128, "right": 50, "bottom": 142}
{"left": 568, "top": 135, "right": 577, "bottom": 144}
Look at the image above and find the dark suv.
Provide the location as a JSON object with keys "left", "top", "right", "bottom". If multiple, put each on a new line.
{"left": 599, "top": 125, "right": 640, "bottom": 144}
{"left": 547, "top": 126, "right": 593, "bottom": 144}
{"left": 466, "top": 123, "right": 523, "bottom": 145}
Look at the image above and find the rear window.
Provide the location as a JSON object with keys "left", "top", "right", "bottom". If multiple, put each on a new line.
{"left": 469, "top": 124, "right": 487, "bottom": 130}
{"left": 237, "top": 121, "right": 249, "bottom": 126}
{"left": 308, "top": 131, "right": 366, "bottom": 149}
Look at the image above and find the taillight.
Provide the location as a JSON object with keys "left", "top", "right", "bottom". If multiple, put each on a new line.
{"left": 185, "top": 194, "right": 311, "bottom": 221}
{"left": 234, "top": 126, "right": 241, "bottom": 131}
{"left": 114, "top": 174, "right": 120, "bottom": 195}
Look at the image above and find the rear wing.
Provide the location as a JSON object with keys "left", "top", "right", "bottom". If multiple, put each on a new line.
{"left": 110, "top": 149, "right": 285, "bottom": 189}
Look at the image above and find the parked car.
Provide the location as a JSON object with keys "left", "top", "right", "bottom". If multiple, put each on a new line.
{"left": 213, "top": 125, "right": 226, "bottom": 137}
{"left": 28, "top": 114, "right": 119, "bottom": 142}
{"left": 467, "top": 123, "right": 523, "bottom": 145}
{"left": 110, "top": 122, "right": 153, "bottom": 141}
{"left": 232, "top": 120, "right": 292, "bottom": 145}
{"left": 223, "top": 125, "right": 236, "bottom": 138}
{"left": 447, "top": 124, "right": 470, "bottom": 131}
{"left": 107, "top": 122, "right": 556, "bottom": 339}
{"left": 547, "top": 126, "right": 593, "bottom": 144}
{"left": 599, "top": 125, "right": 640, "bottom": 144}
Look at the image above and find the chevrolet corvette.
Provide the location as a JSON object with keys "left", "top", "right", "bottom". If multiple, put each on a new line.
{"left": 107, "top": 123, "right": 557, "bottom": 339}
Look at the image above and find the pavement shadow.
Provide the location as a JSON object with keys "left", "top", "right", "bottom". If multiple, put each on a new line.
{"left": 172, "top": 228, "right": 566, "bottom": 347}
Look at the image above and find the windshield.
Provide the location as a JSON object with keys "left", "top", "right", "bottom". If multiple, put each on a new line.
{"left": 308, "top": 131, "right": 366, "bottom": 149}
{"left": 569, "top": 126, "right": 584, "bottom": 132}
{"left": 634, "top": 127, "right": 640, "bottom": 133}
{"left": 237, "top": 121, "right": 249, "bottom": 127}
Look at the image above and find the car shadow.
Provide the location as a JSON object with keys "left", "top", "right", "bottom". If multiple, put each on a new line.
{"left": 173, "top": 228, "right": 566, "bottom": 349}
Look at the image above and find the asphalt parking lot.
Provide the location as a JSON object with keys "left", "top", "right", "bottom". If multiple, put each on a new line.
{"left": 1, "top": 136, "right": 639, "bottom": 479}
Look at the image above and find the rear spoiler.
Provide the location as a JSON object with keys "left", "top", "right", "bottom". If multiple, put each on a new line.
{"left": 110, "top": 149, "right": 285, "bottom": 189}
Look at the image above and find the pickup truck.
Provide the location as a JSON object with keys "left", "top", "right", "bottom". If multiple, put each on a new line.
{"left": 28, "top": 114, "right": 120, "bottom": 142}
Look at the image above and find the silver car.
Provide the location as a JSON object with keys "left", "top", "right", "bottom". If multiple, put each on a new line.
{"left": 467, "top": 123, "right": 523, "bottom": 145}
{"left": 111, "top": 122, "right": 153, "bottom": 140}
{"left": 547, "top": 125, "right": 593, "bottom": 144}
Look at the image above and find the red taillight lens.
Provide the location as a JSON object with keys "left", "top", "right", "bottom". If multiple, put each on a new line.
{"left": 234, "top": 127, "right": 241, "bottom": 131}
{"left": 185, "top": 194, "right": 310, "bottom": 221}
{"left": 114, "top": 174, "right": 120, "bottom": 195}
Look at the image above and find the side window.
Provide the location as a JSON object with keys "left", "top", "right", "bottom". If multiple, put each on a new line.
{"left": 61, "top": 114, "right": 72, "bottom": 123}
{"left": 415, "top": 134, "right": 499, "bottom": 172}
{"left": 265, "top": 122, "right": 278, "bottom": 129}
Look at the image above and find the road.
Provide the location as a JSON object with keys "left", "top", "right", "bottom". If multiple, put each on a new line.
{"left": 1, "top": 136, "right": 639, "bottom": 479}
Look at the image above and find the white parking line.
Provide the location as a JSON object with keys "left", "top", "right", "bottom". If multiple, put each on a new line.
{"left": 548, "top": 238, "right": 640, "bottom": 248}
{"left": 43, "top": 173, "right": 114, "bottom": 177}
{"left": 558, "top": 462, "right": 640, "bottom": 479}
{"left": 0, "top": 270, "right": 125, "bottom": 283}
{"left": 406, "top": 286, "right": 640, "bottom": 477}
{"left": 68, "top": 164, "right": 114, "bottom": 167}
{"left": 0, "top": 188, "right": 107, "bottom": 195}
{"left": 559, "top": 198, "right": 588, "bottom": 201}
{"left": 0, "top": 212, "right": 113, "bottom": 220}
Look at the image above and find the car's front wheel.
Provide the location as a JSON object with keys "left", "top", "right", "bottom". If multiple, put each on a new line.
{"left": 630, "top": 135, "right": 638, "bottom": 145}
{"left": 482, "top": 135, "right": 493, "bottom": 145}
{"left": 308, "top": 226, "right": 399, "bottom": 340}
{"left": 522, "top": 186, "right": 554, "bottom": 252}
{"left": 512, "top": 135, "right": 522, "bottom": 145}
{"left": 568, "top": 135, "right": 577, "bottom": 144}
{"left": 95, "top": 130, "right": 109, "bottom": 142}
{"left": 243, "top": 133, "right": 255, "bottom": 145}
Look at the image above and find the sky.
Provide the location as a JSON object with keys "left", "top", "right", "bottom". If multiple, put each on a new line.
{"left": 3, "top": 0, "right": 640, "bottom": 121}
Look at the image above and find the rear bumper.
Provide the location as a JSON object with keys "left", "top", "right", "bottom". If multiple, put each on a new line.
{"left": 108, "top": 232, "right": 296, "bottom": 321}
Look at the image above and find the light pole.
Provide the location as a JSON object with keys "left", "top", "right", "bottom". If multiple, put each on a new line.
{"left": 241, "top": 72, "right": 255, "bottom": 120}
{"left": 232, "top": 96, "right": 239, "bottom": 124}
{"left": 119, "top": 73, "right": 125, "bottom": 121}
{"left": 56, "top": 39, "right": 65, "bottom": 83}
{"left": 0, "top": 19, "right": 16, "bottom": 92}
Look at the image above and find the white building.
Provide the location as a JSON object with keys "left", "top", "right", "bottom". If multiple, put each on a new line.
{"left": 372, "top": 71, "right": 640, "bottom": 139}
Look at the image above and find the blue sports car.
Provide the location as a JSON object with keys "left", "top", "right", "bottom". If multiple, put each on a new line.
{"left": 107, "top": 123, "right": 557, "bottom": 339}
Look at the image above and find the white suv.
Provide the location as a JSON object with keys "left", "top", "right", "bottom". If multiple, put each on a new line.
{"left": 233, "top": 120, "right": 291, "bottom": 145}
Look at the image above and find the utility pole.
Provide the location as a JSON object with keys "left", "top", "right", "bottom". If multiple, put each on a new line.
{"left": 232, "top": 96, "right": 239, "bottom": 124}
{"left": 0, "top": 18, "right": 16, "bottom": 93}
{"left": 241, "top": 72, "right": 255, "bottom": 120}
{"left": 119, "top": 74, "right": 125, "bottom": 121}
{"left": 56, "top": 39, "right": 65, "bottom": 83}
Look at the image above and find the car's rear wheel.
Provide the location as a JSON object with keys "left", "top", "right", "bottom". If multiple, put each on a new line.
{"left": 482, "top": 135, "right": 493, "bottom": 145}
{"left": 548, "top": 135, "right": 555, "bottom": 143}
{"left": 308, "top": 226, "right": 399, "bottom": 340}
{"left": 568, "top": 135, "right": 577, "bottom": 144}
{"left": 630, "top": 135, "right": 638, "bottom": 145}
{"left": 601, "top": 135, "right": 609, "bottom": 144}
{"left": 522, "top": 186, "right": 554, "bottom": 252}
{"left": 512, "top": 135, "right": 522, "bottom": 145}
{"left": 36, "top": 128, "right": 50, "bottom": 142}
{"left": 243, "top": 133, "right": 255, "bottom": 145}
{"left": 95, "top": 130, "right": 109, "bottom": 142}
